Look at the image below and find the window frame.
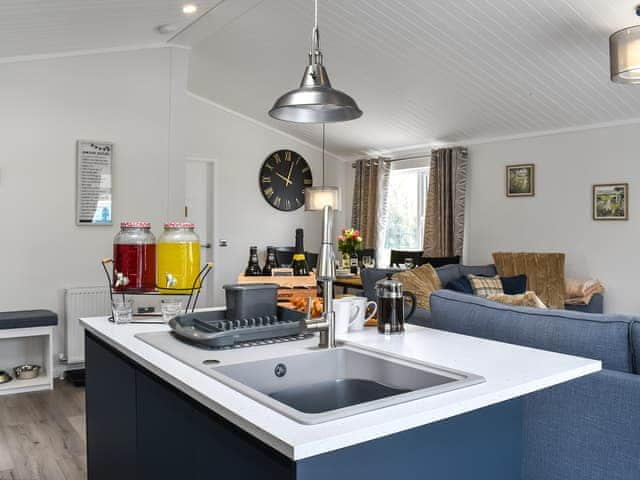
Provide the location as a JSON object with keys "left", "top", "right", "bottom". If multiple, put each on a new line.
{"left": 382, "top": 159, "right": 430, "bottom": 255}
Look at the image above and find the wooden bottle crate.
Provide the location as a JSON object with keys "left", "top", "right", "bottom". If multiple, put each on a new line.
{"left": 237, "top": 272, "right": 317, "bottom": 302}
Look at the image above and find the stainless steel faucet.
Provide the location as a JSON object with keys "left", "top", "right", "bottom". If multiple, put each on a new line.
{"left": 304, "top": 205, "right": 336, "bottom": 348}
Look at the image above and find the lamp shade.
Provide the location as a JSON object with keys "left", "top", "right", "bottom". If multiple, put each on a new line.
{"left": 304, "top": 186, "right": 341, "bottom": 211}
{"left": 269, "top": 64, "right": 362, "bottom": 124}
{"left": 610, "top": 25, "right": 640, "bottom": 84}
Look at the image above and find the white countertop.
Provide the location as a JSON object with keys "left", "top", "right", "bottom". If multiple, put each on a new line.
{"left": 81, "top": 316, "right": 600, "bottom": 460}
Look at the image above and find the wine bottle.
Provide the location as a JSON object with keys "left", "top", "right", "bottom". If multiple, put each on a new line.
{"left": 262, "top": 246, "right": 277, "bottom": 275}
{"left": 292, "top": 228, "right": 309, "bottom": 276}
{"left": 350, "top": 251, "right": 359, "bottom": 274}
{"left": 244, "top": 246, "right": 262, "bottom": 276}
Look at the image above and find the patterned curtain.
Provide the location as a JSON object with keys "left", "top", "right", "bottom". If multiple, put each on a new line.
{"left": 423, "top": 147, "right": 468, "bottom": 257}
{"left": 351, "top": 158, "right": 391, "bottom": 261}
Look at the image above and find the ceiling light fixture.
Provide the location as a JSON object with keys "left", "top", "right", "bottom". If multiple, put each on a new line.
{"left": 182, "top": 4, "right": 198, "bottom": 15}
{"left": 269, "top": 0, "right": 362, "bottom": 123}
{"left": 610, "top": 5, "right": 640, "bottom": 84}
{"left": 157, "top": 23, "right": 180, "bottom": 34}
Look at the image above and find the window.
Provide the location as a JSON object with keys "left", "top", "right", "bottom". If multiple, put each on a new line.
{"left": 383, "top": 166, "right": 429, "bottom": 252}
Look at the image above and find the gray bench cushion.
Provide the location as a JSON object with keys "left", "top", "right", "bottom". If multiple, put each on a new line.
{"left": 430, "top": 290, "right": 636, "bottom": 373}
{"left": 0, "top": 310, "right": 58, "bottom": 329}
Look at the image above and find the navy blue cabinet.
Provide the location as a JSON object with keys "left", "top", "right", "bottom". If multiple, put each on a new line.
{"left": 85, "top": 333, "right": 137, "bottom": 480}
{"left": 136, "top": 369, "right": 199, "bottom": 479}
{"left": 86, "top": 333, "right": 294, "bottom": 479}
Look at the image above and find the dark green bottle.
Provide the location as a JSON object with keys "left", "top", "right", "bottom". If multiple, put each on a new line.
{"left": 292, "top": 229, "right": 309, "bottom": 276}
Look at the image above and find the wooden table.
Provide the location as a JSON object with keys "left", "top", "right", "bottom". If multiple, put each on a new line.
{"left": 333, "top": 275, "right": 364, "bottom": 294}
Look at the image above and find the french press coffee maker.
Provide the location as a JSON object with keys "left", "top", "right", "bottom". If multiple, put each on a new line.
{"left": 375, "top": 274, "right": 417, "bottom": 334}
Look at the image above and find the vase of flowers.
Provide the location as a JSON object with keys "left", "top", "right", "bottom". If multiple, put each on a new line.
{"left": 337, "top": 228, "right": 363, "bottom": 270}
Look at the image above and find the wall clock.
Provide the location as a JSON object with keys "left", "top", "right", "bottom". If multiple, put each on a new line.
{"left": 259, "top": 150, "right": 313, "bottom": 211}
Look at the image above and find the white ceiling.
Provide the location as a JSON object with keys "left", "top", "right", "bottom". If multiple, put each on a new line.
{"left": 187, "top": 0, "right": 640, "bottom": 159}
{"left": 0, "top": 0, "right": 218, "bottom": 58}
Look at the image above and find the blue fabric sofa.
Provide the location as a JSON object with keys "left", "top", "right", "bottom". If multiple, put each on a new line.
{"left": 429, "top": 290, "right": 640, "bottom": 480}
{"left": 360, "top": 264, "right": 604, "bottom": 327}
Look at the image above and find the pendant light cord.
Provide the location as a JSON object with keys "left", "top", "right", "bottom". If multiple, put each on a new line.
{"left": 322, "top": 122, "right": 326, "bottom": 187}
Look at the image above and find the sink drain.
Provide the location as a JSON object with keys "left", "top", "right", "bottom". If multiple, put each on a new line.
{"left": 274, "top": 363, "right": 287, "bottom": 377}
{"left": 203, "top": 359, "right": 220, "bottom": 365}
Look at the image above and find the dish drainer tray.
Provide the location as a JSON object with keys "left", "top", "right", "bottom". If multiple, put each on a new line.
{"left": 169, "top": 306, "right": 306, "bottom": 349}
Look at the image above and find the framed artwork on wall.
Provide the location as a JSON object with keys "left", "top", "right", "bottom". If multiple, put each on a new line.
{"left": 76, "top": 140, "right": 113, "bottom": 225}
{"left": 593, "top": 183, "right": 628, "bottom": 221}
{"left": 506, "top": 164, "right": 535, "bottom": 197}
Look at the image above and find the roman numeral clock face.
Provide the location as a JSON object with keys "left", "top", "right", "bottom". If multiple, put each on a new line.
{"left": 259, "top": 150, "right": 313, "bottom": 211}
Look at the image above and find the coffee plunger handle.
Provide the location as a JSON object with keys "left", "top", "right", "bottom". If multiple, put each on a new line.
{"left": 404, "top": 291, "right": 417, "bottom": 321}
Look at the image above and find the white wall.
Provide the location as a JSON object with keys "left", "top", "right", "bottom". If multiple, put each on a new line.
{"left": 0, "top": 47, "right": 188, "bottom": 369}
{"left": 465, "top": 123, "right": 640, "bottom": 313}
{"left": 186, "top": 93, "right": 348, "bottom": 305}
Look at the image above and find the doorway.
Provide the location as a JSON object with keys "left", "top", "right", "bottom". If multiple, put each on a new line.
{"left": 185, "top": 157, "right": 216, "bottom": 307}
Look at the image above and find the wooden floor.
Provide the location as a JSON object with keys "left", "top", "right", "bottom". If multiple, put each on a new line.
{"left": 0, "top": 380, "right": 86, "bottom": 480}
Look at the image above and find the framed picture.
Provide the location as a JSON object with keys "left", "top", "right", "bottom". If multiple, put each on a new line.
{"left": 76, "top": 140, "right": 113, "bottom": 226}
{"left": 506, "top": 164, "right": 535, "bottom": 197}
{"left": 593, "top": 183, "right": 628, "bottom": 221}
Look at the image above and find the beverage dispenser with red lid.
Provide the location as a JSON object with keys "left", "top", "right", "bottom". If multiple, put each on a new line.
{"left": 113, "top": 221, "right": 156, "bottom": 292}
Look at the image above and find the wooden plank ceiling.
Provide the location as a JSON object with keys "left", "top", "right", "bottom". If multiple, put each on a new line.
{"left": 187, "top": 0, "right": 640, "bottom": 158}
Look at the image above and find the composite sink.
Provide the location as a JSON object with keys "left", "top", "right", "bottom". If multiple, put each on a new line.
{"left": 211, "top": 347, "right": 485, "bottom": 424}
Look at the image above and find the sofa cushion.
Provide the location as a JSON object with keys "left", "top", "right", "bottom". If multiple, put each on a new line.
{"left": 459, "top": 264, "right": 497, "bottom": 278}
{"left": 393, "top": 265, "right": 442, "bottom": 311}
{"left": 501, "top": 274, "right": 528, "bottom": 295}
{"left": 434, "top": 264, "right": 462, "bottom": 287}
{"left": 468, "top": 275, "right": 504, "bottom": 298}
{"left": 430, "top": 290, "right": 636, "bottom": 373}
{"left": 446, "top": 276, "right": 473, "bottom": 294}
{"left": 0, "top": 310, "right": 58, "bottom": 329}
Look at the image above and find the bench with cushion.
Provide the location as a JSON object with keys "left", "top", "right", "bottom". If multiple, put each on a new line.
{"left": 0, "top": 309, "right": 57, "bottom": 395}
{"left": 0, "top": 310, "right": 58, "bottom": 329}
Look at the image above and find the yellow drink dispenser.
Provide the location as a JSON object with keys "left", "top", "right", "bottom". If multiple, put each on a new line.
{"left": 157, "top": 222, "right": 201, "bottom": 292}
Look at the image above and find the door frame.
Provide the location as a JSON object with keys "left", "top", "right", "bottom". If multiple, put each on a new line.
{"left": 186, "top": 156, "right": 217, "bottom": 307}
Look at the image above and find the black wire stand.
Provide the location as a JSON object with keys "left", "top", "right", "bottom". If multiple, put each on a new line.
{"left": 101, "top": 258, "right": 214, "bottom": 320}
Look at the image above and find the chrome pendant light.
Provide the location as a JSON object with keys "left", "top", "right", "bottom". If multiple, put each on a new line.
{"left": 269, "top": 0, "right": 362, "bottom": 123}
{"left": 610, "top": 6, "right": 640, "bottom": 84}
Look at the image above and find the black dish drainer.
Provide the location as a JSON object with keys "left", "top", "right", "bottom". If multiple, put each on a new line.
{"left": 101, "top": 258, "right": 214, "bottom": 320}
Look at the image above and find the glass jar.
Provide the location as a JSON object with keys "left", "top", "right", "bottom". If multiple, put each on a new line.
{"left": 113, "top": 221, "right": 156, "bottom": 292}
{"left": 157, "top": 222, "right": 201, "bottom": 292}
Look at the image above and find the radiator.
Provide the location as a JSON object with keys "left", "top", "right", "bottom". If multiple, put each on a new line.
{"left": 64, "top": 286, "right": 111, "bottom": 364}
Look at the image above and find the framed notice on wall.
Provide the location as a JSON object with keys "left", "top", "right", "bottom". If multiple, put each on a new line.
{"left": 76, "top": 140, "right": 113, "bottom": 225}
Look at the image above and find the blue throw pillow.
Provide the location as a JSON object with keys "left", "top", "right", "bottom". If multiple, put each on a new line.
{"left": 501, "top": 274, "right": 527, "bottom": 294}
{"left": 445, "top": 276, "right": 473, "bottom": 294}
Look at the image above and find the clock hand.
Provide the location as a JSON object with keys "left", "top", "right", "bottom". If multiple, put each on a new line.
{"left": 285, "top": 161, "right": 295, "bottom": 185}
{"left": 275, "top": 172, "right": 292, "bottom": 186}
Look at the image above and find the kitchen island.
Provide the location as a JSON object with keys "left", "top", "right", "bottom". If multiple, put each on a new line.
{"left": 81, "top": 316, "right": 600, "bottom": 480}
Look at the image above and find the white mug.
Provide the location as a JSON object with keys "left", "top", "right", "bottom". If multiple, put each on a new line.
{"left": 333, "top": 298, "right": 361, "bottom": 335}
{"left": 343, "top": 296, "right": 377, "bottom": 331}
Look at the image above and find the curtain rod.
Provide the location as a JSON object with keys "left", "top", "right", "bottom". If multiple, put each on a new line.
{"left": 351, "top": 154, "right": 430, "bottom": 168}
